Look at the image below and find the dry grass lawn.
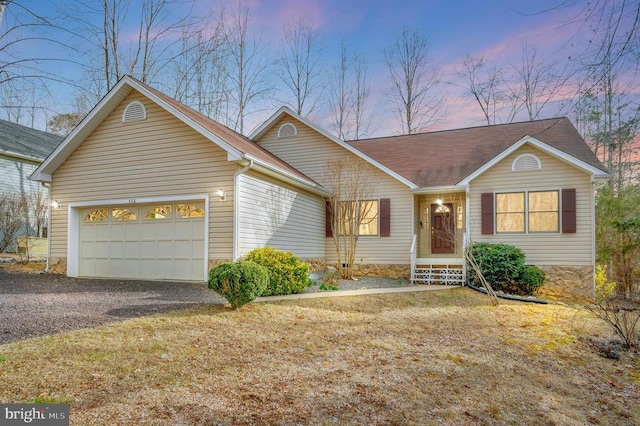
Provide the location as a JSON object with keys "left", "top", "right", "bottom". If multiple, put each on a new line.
{"left": 0, "top": 288, "right": 638, "bottom": 425}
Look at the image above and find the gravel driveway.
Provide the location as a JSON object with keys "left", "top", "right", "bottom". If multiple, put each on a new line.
{"left": 0, "top": 269, "right": 224, "bottom": 345}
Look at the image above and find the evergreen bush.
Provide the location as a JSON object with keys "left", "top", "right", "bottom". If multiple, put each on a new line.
{"left": 468, "top": 242, "right": 544, "bottom": 296}
{"left": 244, "top": 247, "right": 310, "bottom": 296}
{"left": 208, "top": 261, "right": 269, "bottom": 309}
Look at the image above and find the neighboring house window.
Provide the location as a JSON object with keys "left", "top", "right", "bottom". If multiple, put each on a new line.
{"left": 277, "top": 123, "right": 297, "bottom": 138}
{"left": 122, "top": 101, "right": 147, "bottom": 123}
{"left": 493, "top": 190, "right": 560, "bottom": 233}
{"left": 512, "top": 153, "right": 542, "bottom": 171}
{"left": 325, "top": 198, "right": 391, "bottom": 238}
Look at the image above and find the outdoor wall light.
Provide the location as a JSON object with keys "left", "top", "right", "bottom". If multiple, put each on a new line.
{"left": 51, "top": 200, "right": 61, "bottom": 210}
{"left": 435, "top": 198, "right": 443, "bottom": 205}
{"left": 216, "top": 189, "right": 226, "bottom": 201}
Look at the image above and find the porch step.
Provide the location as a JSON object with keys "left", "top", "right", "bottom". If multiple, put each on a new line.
{"left": 412, "top": 265, "right": 465, "bottom": 285}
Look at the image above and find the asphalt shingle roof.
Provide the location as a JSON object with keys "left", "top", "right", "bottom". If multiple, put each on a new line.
{"left": 0, "top": 119, "right": 63, "bottom": 160}
{"left": 348, "top": 117, "right": 606, "bottom": 187}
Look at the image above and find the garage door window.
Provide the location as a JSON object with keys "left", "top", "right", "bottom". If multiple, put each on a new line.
{"left": 85, "top": 208, "right": 108, "bottom": 222}
{"left": 112, "top": 207, "right": 137, "bottom": 221}
{"left": 144, "top": 205, "right": 172, "bottom": 219}
{"left": 177, "top": 204, "right": 205, "bottom": 218}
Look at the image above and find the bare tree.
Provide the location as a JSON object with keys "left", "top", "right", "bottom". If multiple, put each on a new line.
{"left": 328, "top": 42, "right": 372, "bottom": 140}
{"left": 278, "top": 18, "right": 324, "bottom": 117}
{"left": 570, "top": 0, "right": 640, "bottom": 189}
{"left": 385, "top": 26, "right": 443, "bottom": 134}
{"left": 324, "top": 158, "right": 378, "bottom": 279}
{"left": 171, "top": 8, "right": 229, "bottom": 122}
{"left": 62, "top": 0, "right": 195, "bottom": 100}
{"left": 455, "top": 55, "right": 503, "bottom": 125}
{"left": 222, "top": 0, "right": 271, "bottom": 133}
{"left": 507, "top": 43, "right": 570, "bottom": 121}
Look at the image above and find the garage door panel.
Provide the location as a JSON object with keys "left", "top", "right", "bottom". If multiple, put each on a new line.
{"left": 157, "top": 222, "right": 174, "bottom": 239}
{"left": 80, "top": 201, "right": 205, "bottom": 281}
{"left": 110, "top": 241, "right": 125, "bottom": 258}
{"left": 95, "top": 225, "right": 110, "bottom": 239}
{"left": 125, "top": 241, "right": 140, "bottom": 258}
{"left": 95, "top": 241, "right": 110, "bottom": 257}
{"left": 125, "top": 260, "right": 140, "bottom": 276}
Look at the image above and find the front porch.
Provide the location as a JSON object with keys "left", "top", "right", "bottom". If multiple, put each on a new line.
{"left": 411, "top": 191, "right": 467, "bottom": 285}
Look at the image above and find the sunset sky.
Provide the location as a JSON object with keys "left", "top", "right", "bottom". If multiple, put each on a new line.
{"left": 1, "top": 0, "right": 604, "bottom": 135}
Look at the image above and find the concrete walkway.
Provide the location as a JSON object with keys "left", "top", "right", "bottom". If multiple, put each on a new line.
{"left": 256, "top": 284, "right": 461, "bottom": 302}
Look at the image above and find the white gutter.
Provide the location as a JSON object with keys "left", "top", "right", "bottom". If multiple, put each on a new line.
{"left": 233, "top": 159, "right": 254, "bottom": 261}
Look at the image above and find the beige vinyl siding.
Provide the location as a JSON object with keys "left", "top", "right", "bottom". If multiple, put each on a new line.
{"left": 237, "top": 171, "right": 324, "bottom": 258}
{"left": 255, "top": 116, "right": 414, "bottom": 265}
{"left": 50, "top": 90, "right": 236, "bottom": 261}
{"left": 469, "top": 145, "right": 594, "bottom": 266}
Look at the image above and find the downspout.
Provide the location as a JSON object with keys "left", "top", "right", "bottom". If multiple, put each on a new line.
{"left": 42, "top": 182, "right": 52, "bottom": 272}
{"left": 464, "top": 186, "right": 471, "bottom": 284}
{"left": 233, "top": 159, "right": 254, "bottom": 261}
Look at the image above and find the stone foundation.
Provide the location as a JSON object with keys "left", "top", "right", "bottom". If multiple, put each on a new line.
{"left": 47, "top": 258, "right": 67, "bottom": 274}
{"left": 302, "top": 258, "right": 326, "bottom": 272}
{"left": 351, "top": 263, "right": 411, "bottom": 280}
{"left": 538, "top": 265, "right": 594, "bottom": 300}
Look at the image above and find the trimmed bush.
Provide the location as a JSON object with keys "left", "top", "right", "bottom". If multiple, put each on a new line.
{"left": 468, "top": 242, "right": 544, "bottom": 296}
{"left": 244, "top": 247, "right": 310, "bottom": 296}
{"left": 208, "top": 261, "right": 269, "bottom": 309}
{"left": 519, "top": 265, "right": 546, "bottom": 295}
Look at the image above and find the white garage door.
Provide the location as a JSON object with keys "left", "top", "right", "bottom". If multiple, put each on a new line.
{"left": 79, "top": 202, "right": 205, "bottom": 281}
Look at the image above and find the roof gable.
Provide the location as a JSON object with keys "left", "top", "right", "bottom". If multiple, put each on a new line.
{"left": 349, "top": 117, "right": 607, "bottom": 188}
{"left": 0, "top": 119, "right": 62, "bottom": 162}
{"left": 250, "top": 107, "right": 419, "bottom": 189}
{"left": 31, "top": 77, "right": 321, "bottom": 192}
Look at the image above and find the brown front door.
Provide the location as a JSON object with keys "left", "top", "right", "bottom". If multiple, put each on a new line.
{"left": 431, "top": 203, "right": 455, "bottom": 254}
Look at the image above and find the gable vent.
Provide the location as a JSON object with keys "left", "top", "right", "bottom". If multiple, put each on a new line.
{"left": 122, "top": 101, "right": 147, "bottom": 123}
{"left": 512, "top": 153, "right": 541, "bottom": 171}
{"left": 277, "top": 123, "right": 297, "bottom": 138}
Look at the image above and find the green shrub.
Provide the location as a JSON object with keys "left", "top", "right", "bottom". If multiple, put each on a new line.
{"left": 244, "top": 247, "right": 310, "bottom": 296}
{"left": 208, "top": 261, "right": 269, "bottom": 309}
{"left": 468, "top": 242, "right": 544, "bottom": 296}
{"left": 519, "top": 265, "right": 546, "bottom": 296}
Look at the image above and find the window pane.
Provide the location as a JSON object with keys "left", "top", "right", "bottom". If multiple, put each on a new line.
{"left": 529, "top": 191, "right": 559, "bottom": 232}
{"left": 358, "top": 200, "right": 378, "bottom": 236}
{"left": 84, "top": 208, "right": 108, "bottom": 222}
{"left": 529, "top": 191, "right": 558, "bottom": 212}
{"left": 112, "top": 208, "right": 137, "bottom": 221}
{"left": 177, "top": 204, "right": 205, "bottom": 218}
{"left": 496, "top": 193, "right": 524, "bottom": 233}
{"left": 529, "top": 212, "right": 559, "bottom": 232}
{"left": 144, "top": 205, "right": 172, "bottom": 219}
{"left": 496, "top": 213, "right": 525, "bottom": 232}
{"left": 337, "top": 201, "right": 355, "bottom": 235}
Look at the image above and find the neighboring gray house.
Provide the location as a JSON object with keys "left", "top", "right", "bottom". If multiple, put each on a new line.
{"left": 0, "top": 119, "right": 63, "bottom": 251}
